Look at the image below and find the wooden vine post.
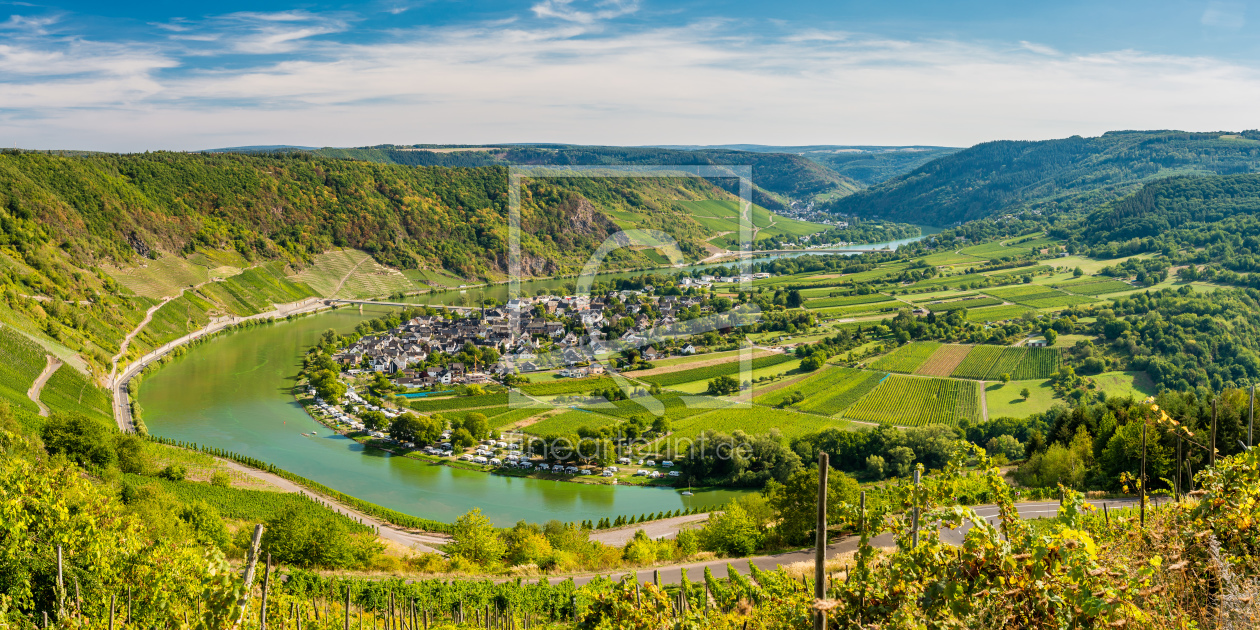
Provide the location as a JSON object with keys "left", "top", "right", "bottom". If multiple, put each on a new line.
{"left": 236, "top": 524, "right": 265, "bottom": 627}
{"left": 814, "top": 451, "right": 828, "bottom": 630}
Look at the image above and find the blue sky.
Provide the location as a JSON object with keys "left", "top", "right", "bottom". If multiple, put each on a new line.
{"left": 1, "top": 0, "right": 1257, "bottom": 151}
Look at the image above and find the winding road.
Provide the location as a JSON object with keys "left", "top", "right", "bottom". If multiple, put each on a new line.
{"left": 26, "top": 355, "right": 61, "bottom": 417}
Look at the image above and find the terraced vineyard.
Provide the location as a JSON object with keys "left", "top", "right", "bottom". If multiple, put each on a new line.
{"left": 983, "top": 348, "right": 1028, "bottom": 381}
{"left": 843, "top": 375, "right": 981, "bottom": 426}
{"left": 108, "top": 256, "right": 224, "bottom": 299}
{"left": 639, "top": 354, "right": 795, "bottom": 388}
{"left": 950, "top": 345, "right": 1004, "bottom": 379}
{"left": 0, "top": 326, "right": 48, "bottom": 412}
{"left": 915, "top": 344, "right": 972, "bottom": 376}
{"left": 869, "top": 342, "right": 941, "bottom": 373}
{"left": 1011, "top": 347, "right": 1063, "bottom": 380}
{"left": 291, "top": 249, "right": 422, "bottom": 298}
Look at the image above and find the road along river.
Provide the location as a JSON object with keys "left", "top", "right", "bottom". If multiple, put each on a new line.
{"left": 137, "top": 305, "right": 748, "bottom": 527}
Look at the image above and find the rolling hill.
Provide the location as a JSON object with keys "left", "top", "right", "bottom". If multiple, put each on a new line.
{"left": 825, "top": 130, "right": 1260, "bottom": 226}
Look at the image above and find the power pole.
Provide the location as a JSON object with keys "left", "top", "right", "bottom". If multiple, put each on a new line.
{"left": 814, "top": 452, "right": 828, "bottom": 630}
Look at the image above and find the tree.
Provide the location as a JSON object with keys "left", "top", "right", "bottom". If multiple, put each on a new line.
{"left": 1044, "top": 329, "right": 1058, "bottom": 346}
{"left": 262, "top": 506, "right": 374, "bottom": 569}
{"left": 865, "top": 454, "right": 886, "bottom": 480}
{"left": 1073, "top": 266, "right": 1084, "bottom": 278}
{"left": 360, "top": 411, "right": 389, "bottom": 431}
{"left": 115, "top": 433, "right": 151, "bottom": 474}
{"left": 310, "top": 369, "right": 346, "bottom": 403}
{"left": 179, "top": 501, "right": 230, "bottom": 551}
{"left": 651, "top": 416, "right": 670, "bottom": 435}
{"left": 800, "top": 351, "right": 827, "bottom": 371}
{"left": 1020, "top": 387, "right": 1031, "bottom": 400}
{"left": 446, "top": 508, "right": 507, "bottom": 565}
{"left": 786, "top": 289, "right": 803, "bottom": 309}
{"left": 763, "top": 466, "right": 859, "bottom": 544}
{"left": 390, "top": 413, "right": 442, "bottom": 445}
{"left": 40, "top": 412, "right": 116, "bottom": 469}
{"left": 697, "top": 501, "right": 762, "bottom": 556}
{"left": 707, "top": 375, "right": 740, "bottom": 396}
{"left": 451, "top": 427, "right": 477, "bottom": 449}
{"left": 886, "top": 446, "right": 914, "bottom": 478}
{"left": 454, "top": 412, "right": 489, "bottom": 440}
{"left": 999, "top": 373, "right": 1011, "bottom": 384}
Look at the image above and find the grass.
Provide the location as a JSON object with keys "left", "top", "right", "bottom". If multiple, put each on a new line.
{"left": 843, "top": 375, "right": 982, "bottom": 427}
{"left": 1091, "top": 371, "right": 1158, "bottom": 402}
{"left": 926, "top": 297, "right": 1002, "bottom": 312}
{"left": 667, "top": 359, "right": 803, "bottom": 394}
{"left": 519, "top": 377, "right": 620, "bottom": 396}
{"left": 124, "top": 474, "right": 366, "bottom": 529}
{"left": 959, "top": 242, "right": 1032, "bottom": 258}
{"left": 291, "top": 249, "right": 424, "bottom": 299}
{"left": 803, "top": 294, "right": 895, "bottom": 309}
{"left": 985, "top": 379, "right": 1060, "bottom": 420}
{"left": 869, "top": 342, "right": 941, "bottom": 373}
{"left": 639, "top": 354, "right": 795, "bottom": 388}
{"left": 1054, "top": 279, "right": 1138, "bottom": 296}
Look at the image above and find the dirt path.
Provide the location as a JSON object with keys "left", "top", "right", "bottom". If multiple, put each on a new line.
{"left": 588, "top": 513, "right": 711, "bottom": 546}
{"left": 217, "top": 459, "right": 449, "bottom": 553}
{"left": 109, "top": 297, "right": 173, "bottom": 386}
{"left": 980, "top": 380, "right": 990, "bottom": 421}
{"left": 27, "top": 355, "right": 61, "bottom": 417}
{"left": 329, "top": 254, "right": 371, "bottom": 298}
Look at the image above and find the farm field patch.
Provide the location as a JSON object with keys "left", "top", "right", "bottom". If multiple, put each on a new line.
{"left": 926, "top": 297, "right": 1002, "bottom": 312}
{"left": 951, "top": 345, "right": 1004, "bottom": 379}
{"left": 915, "top": 345, "right": 972, "bottom": 377}
{"left": 965, "top": 304, "right": 1032, "bottom": 322}
{"left": 869, "top": 342, "right": 941, "bottom": 373}
{"left": 843, "top": 375, "right": 982, "bottom": 426}
{"left": 985, "top": 380, "right": 1060, "bottom": 420}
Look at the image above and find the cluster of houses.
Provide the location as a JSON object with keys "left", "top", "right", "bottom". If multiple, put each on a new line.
{"left": 330, "top": 287, "right": 753, "bottom": 382}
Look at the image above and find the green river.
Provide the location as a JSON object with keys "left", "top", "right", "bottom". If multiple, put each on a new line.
{"left": 138, "top": 306, "right": 748, "bottom": 527}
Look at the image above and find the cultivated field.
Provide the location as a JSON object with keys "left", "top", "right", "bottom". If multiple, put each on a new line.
{"left": 843, "top": 375, "right": 982, "bottom": 426}
{"left": 950, "top": 345, "right": 1004, "bottom": 379}
{"left": 914, "top": 344, "right": 973, "bottom": 376}
{"left": 290, "top": 249, "right": 423, "bottom": 298}
{"left": 869, "top": 342, "right": 941, "bottom": 373}
{"left": 0, "top": 325, "right": 48, "bottom": 413}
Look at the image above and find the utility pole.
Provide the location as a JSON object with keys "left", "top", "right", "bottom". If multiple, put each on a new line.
{"left": 814, "top": 452, "right": 828, "bottom": 630}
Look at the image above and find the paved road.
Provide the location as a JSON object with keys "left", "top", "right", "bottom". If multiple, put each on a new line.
{"left": 561, "top": 497, "right": 1161, "bottom": 586}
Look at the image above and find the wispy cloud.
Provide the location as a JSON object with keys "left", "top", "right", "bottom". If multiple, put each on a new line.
{"left": 531, "top": 0, "right": 640, "bottom": 25}
{"left": 1, "top": 8, "right": 1259, "bottom": 151}
{"left": 1202, "top": 2, "right": 1246, "bottom": 30}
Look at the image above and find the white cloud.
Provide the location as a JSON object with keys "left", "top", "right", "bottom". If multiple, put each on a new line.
{"left": 1202, "top": 2, "right": 1246, "bottom": 30}
{"left": 3, "top": 16, "right": 1260, "bottom": 151}
{"left": 531, "top": 0, "right": 640, "bottom": 25}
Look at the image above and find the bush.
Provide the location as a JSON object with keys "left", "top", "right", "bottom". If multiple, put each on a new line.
{"left": 698, "top": 501, "right": 762, "bottom": 556}
{"left": 209, "top": 471, "right": 231, "bottom": 488}
{"left": 40, "top": 413, "right": 116, "bottom": 469}
{"left": 159, "top": 464, "right": 187, "bottom": 481}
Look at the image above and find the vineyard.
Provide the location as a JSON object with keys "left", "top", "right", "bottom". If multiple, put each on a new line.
{"left": 639, "top": 354, "right": 795, "bottom": 388}
{"left": 925, "top": 297, "right": 1002, "bottom": 312}
{"left": 843, "top": 375, "right": 982, "bottom": 426}
{"left": 518, "top": 377, "right": 620, "bottom": 396}
{"left": 869, "top": 342, "right": 941, "bottom": 373}
{"left": 985, "top": 284, "right": 1095, "bottom": 308}
{"left": 665, "top": 405, "right": 842, "bottom": 440}
{"left": 0, "top": 325, "right": 47, "bottom": 413}
{"left": 914, "top": 344, "right": 972, "bottom": 377}
{"left": 949, "top": 345, "right": 1004, "bottom": 379}
{"left": 965, "top": 304, "right": 1032, "bottom": 322}
{"left": 802, "top": 293, "right": 894, "bottom": 309}
{"left": 982, "top": 348, "right": 1027, "bottom": 381}
{"left": 1054, "top": 279, "right": 1136, "bottom": 296}
{"left": 127, "top": 474, "right": 370, "bottom": 529}
{"left": 1010, "top": 347, "right": 1063, "bottom": 380}
{"left": 794, "top": 370, "right": 886, "bottom": 416}
{"left": 39, "top": 363, "right": 114, "bottom": 421}
{"left": 580, "top": 392, "right": 711, "bottom": 423}
{"left": 486, "top": 405, "right": 549, "bottom": 428}
{"left": 522, "top": 409, "right": 619, "bottom": 435}
{"left": 407, "top": 392, "right": 509, "bottom": 413}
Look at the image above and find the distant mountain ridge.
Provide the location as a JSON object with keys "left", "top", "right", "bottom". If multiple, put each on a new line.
{"left": 825, "top": 130, "right": 1260, "bottom": 226}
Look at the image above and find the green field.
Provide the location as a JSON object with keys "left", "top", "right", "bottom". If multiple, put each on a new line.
{"left": 518, "top": 377, "right": 621, "bottom": 396}
{"left": 926, "top": 297, "right": 1002, "bottom": 312}
{"left": 983, "top": 348, "right": 1027, "bottom": 381}
{"left": 985, "top": 285, "right": 1094, "bottom": 308}
{"left": 408, "top": 392, "right": 509, "bottom": 412}
{"left": 126, "top": 475, "right": 366, "bottom": 528}
{"left": 1010, "top": 348, "right": 1063, "bottom": 380}
{"left": 803, "top": 294, "right": 895, "bottom": 309}
{"left": 0, "top": 325, "right": 47, "bottom": 413}
{"left": 639, "top": 354, "right": 795, "bottom": 388}
{"left": 523, "top": 409, "right": 619, "bottom": 435}
{"left": 985, "top": 380, "right": 1060, "bottom": 420}
{"left": 869, "top": 342, "right": 941, "bottom": 373}
{"left": 843, "top": 375, "right": 982, "bottom": 426}
{"left": 108, "top": 255, "right": 231, "bottom": 300}
{"left": 965, "top": 304, "right": 1032, "bottom": 322}
{"left": 959, "top": 242, "right": 1032, "bottom": 258}
{"left": 1054, "top": 279, "right": 1137, "bottom": 296}
{"left": 1091, "top": 371, "right": 1157, "bottom": 401}
{"left": 291, "top": 249, "right": 425, "bottom": 298}
{"left": 665, "top": 406, "right": 846, "bottom": 441}
{"left": 795, "top": 369, "right": 886, "bottom": 416}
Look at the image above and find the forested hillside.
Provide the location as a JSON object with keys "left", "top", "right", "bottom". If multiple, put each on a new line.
{"left": 309, "top": 144, "right": 858, "bottom": 209}
{"left": 826, "top": 130, "right": 1260, "bottom": 225}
